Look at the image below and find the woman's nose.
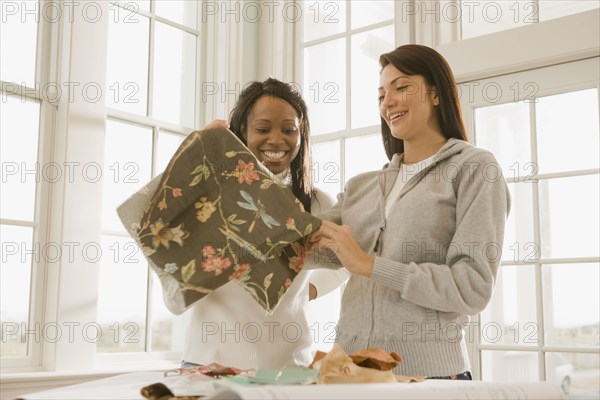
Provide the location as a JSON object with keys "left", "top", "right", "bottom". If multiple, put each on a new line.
{"left": 380, "top": 92, "right": 395, "bottom": 109}
{"left": 267, "top": 131, "right": 284, "bottom": 144}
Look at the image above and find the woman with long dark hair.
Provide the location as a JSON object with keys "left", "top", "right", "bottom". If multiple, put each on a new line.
{"left": 311, "top": 45, "right": 510, "bottom": 379}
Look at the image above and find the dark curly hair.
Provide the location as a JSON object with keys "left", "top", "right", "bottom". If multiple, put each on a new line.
{"left": 379, "top": 45, "right": 468, "bottom": 160}
{"left": 228, "top": 78, "right": 314, "bottom": 212}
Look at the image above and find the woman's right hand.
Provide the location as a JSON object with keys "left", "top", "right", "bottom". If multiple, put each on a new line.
{"left": 203, "top": 119, "right": 229, "bottom": 130}
{"left": 309, "top": 220, "right": 375, "bottom": 278}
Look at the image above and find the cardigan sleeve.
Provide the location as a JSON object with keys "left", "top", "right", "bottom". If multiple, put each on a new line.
{"left": 370, "top": 151, "right": 511, "bottom": 315}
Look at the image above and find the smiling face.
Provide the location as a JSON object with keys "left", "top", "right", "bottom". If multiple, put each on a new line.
{"left": 378, "top": 63, "right": 440, "bottom": 143}
{"left": 242, "top": 95, "right": 301, "bottom": 175}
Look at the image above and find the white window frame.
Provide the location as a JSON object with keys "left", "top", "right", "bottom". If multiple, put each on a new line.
{"left": 294, "top": 1, "right": 399, "bottom": 194}
{"left": 459, "top": 56, "right": 600, "bottom": 381}
{"left": 1, "top": 0, "right": 255, "bottom": 379}
{"left": 0, "top": 0, "right": 63, "bottom": 372}
{"left": 436, "top": 8, "right": 600, "bottom": 381}
{"left": 97, "top": 0, "right": 203, "bottom": 364}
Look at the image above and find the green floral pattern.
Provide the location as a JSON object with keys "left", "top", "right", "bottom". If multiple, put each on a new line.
{"left": 133, "top": 127, "right": 320, "bottom": 313}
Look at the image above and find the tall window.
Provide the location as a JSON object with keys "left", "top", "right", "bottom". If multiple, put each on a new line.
{"left": 300, "top": 0, "right": 395, "bottom": 199}
{"left": 461, "top": 57, "right": 599, "bottom": 398}
{"left": 299, "top": 0, "right": 396, "bottom": 353}
{"left": 97, "top": 0, "right": 200, "bottom": 357}
{"left": 1, "top": 0, "right": 53, "bottom": 368}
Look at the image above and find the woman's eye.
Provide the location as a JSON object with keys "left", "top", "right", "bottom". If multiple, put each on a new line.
{"left": 378, "top": 95, "right": 384, "bottom": 104}
{"left": 396, "top": 85, "right": 408, "bottom": 92}
{"left": 256, "top": 128, "right": 269, "bottom": 133}
{"left": 283, "top": 128, "right": 297, "bottom": 135}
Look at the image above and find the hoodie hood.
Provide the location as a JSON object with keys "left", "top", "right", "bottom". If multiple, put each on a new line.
{"left": 388, "top": 138, "right": 473, "bottom": 169}
{"left": 379, "top": 138, "right": 474, "bottom": 201}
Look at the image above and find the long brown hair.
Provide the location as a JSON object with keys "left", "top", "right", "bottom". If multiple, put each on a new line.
{"left": 379, "top": 45, "right": 468, "bottom": 160}
{"left": 229, "top": 78, "right": 314, "bottom": 212}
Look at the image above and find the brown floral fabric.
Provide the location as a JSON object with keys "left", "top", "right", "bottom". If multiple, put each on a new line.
{"left": 131, "top": 127, "right": 320, "bottom": 314}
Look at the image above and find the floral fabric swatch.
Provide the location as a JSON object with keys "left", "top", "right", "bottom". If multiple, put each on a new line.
{"left": 127, "top": 128, "right": 320, "bottom": 314}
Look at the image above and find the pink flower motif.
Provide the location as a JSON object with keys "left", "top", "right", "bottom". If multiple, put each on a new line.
{"left": 200, "top": 245, "right": 232, "bottom": 276}
{"left": 220, "top": 257, "right": 231, "bottom": 269}
{"left": 288, "top": 242, "right": 308, "bottom": 273}
{"left": 202, "top": 245, "right": 216, "bottom": 258}
{"left": 284, "top": 278, "right": 292, "bottom": 289}
{"left": 228, "top": 263, "right": 251, "bottom": 281}
{"left": 286, "top": 218, "right": 296, "bottom": 230}
{"left": 234, "top": 160, "right": 259, "bottom": 185}
{"left": 172, "top": 188, "right": 182, "bottom": 197}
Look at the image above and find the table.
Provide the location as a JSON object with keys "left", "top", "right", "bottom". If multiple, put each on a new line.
{"left": 17, "top": 371, "right": 565, "bottom": 400}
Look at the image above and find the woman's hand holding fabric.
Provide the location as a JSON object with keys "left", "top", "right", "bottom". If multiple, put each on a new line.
{"left": 310, "top": 220, "right": 374, "bottom": 277}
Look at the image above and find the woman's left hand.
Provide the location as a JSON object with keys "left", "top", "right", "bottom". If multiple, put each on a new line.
{"left": 309, "top": 220, "right": 374, "bottom": 277}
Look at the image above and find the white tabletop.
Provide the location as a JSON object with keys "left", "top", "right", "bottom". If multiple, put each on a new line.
{"left": 18, "top": 371, "right": 565, "bottom": 400}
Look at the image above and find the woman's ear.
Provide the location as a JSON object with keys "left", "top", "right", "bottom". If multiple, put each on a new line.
{"left": 431, "top": 87, "right": 440, "bottom": 106}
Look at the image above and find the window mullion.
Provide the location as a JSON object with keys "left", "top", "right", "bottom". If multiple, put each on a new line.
{"left": 145, "top": 263, "right": 153, "bottom": 353}
{"left": 529, "top": 99, "right": 547, "bottom": 382}
{"left": 147, "top": 10, "right": 155, "bottom": 119}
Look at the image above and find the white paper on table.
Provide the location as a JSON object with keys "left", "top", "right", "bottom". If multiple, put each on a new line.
{"left": 206, "top": 380, "right": 565, "bottom": 400}
{"left": 162, "top": 374, "right": 218, "bottom": 397}
{"left": 17, "top": 372, "right": 165, "bottom": 400}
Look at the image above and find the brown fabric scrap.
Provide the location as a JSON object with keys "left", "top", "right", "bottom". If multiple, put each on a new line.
{"left": 140, "top": 382, "right": 203, "bottom": 400}
{"left": 349, "top": 348, "right": 402, "bottom": 371}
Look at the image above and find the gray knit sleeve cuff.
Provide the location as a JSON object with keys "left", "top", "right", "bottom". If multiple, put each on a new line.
{"left": 371, "top": 256, "right": 410, "bottom": 293}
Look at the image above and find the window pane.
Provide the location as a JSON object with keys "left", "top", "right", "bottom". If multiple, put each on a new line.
{"left": 542, "top": 263, "right": 599, "bottom": 348}
{"left": 545, "top": 352, "right": 599, "bottom": 397}
{"left": 155, "top": 0, "right": 197, "bottom": 28}
{"left": 502, "top": 182, "right": 535, "bottom": 263}
{"left": 304, "top": 39, "right": 346, "bottom": 135}
{"left": 135, "top": 1, "right": 149, "bottom": 11}
{"left": 344, "top": 135, "right": 388, "bottom": 180}
{"left": 96, "top": 235, "right": 147, "bottom": 352}
{"left": 102, "top": 119, "right": 153, "bottom": 232}
{"left": 536, "top": 89, "right": 599, "bottom": 175}
{"left": 539, "top": 175, "right": 599, "bottom": 259}
{"left": 150, "top": 274, "right": 172, "bottom": 352}
{"left": 350, "top": 25, "right": 395, "bottom": 129}
{"left": 461, "top": 0, "right": 534, "bottom": 40}
{"left": 539, "top": 0, "right": 599, "bottom": 22}
{"left": 474, "top": 102, "right": 531, "bottom": 181}
{"left": 153, "top": 22, "right": 196, "bottom": 127}
{"left": 302, "top": 0, "right": 346, "bottom": 42}
{"left": 307, "top": 286, "right": 342, "bottom": 353}
{"left": 149, "top": 268, "right": 189, "bottom": 353}
{"left": 110, "top": 1, "right": 149, "bottom": 13}
{"left": 106, "top": 9, "right": 149, "bottom": 116}
{"left": 351, "top": 1, "right": 394, "bottom": 29}
{"left": 0, "top": 225, "right": 34, "bottom": 357}
{"left": 0, "top": 95, "right": 40, "bottom": 221}
{"left": 481, "top": 350, "right": 539, "bottom": 383}
{"left": 480, "top": 265, "right": 539, "bottom": 346}
{"left": 312, "top": 140, "right": 341, "bottom": 201}
{"left": 0, "top": 0, "right": 38, "bottom": 86}
{"left": 156, "top": 130, "right": 185, "bottom": 174}
{"left": 150, "top": 274, "right": 188, "bottom": 353}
